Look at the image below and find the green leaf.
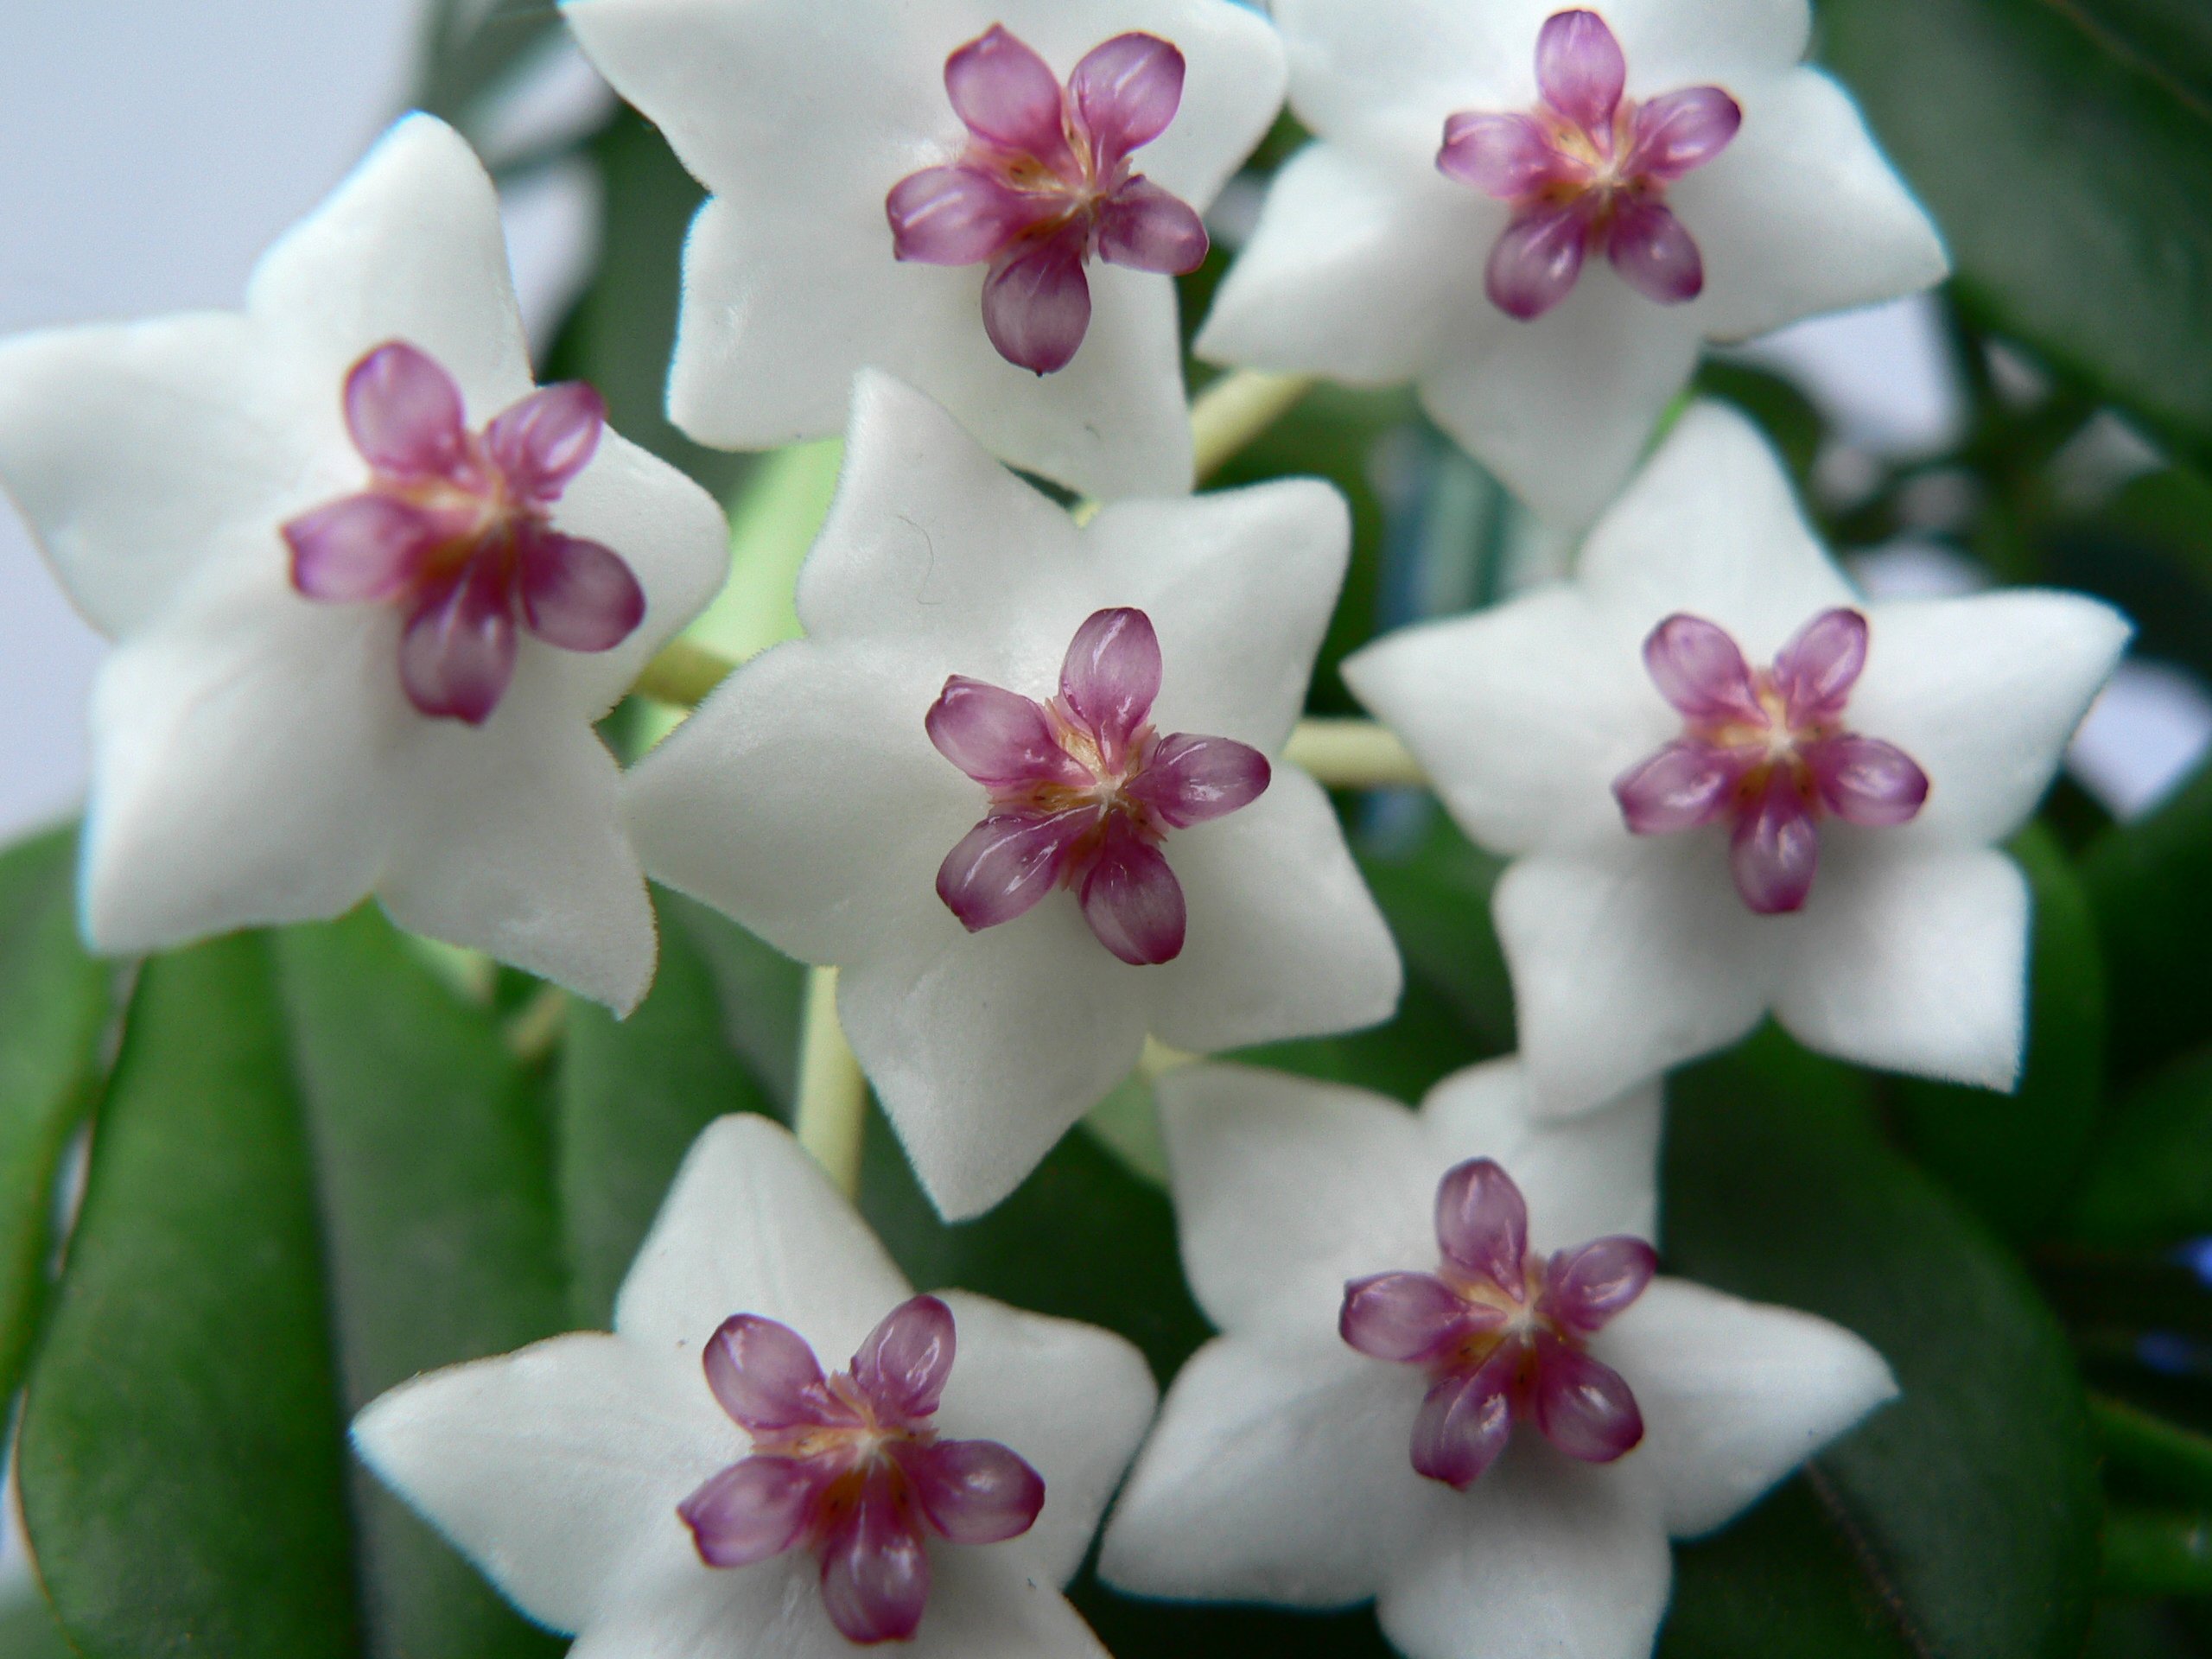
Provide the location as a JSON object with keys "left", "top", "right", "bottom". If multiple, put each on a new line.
{"left": 1818, "top": 0, "right": 2212, "bottom": 463}
{"left": 0, "top": 1588, "right": 75, "bottom": 1659}
{"left": 1066, "top": 1574, "right": 1395, "bottom": 1659}
{"left": 1355, "top": 806, "right": 1515, "bottom": 1059}
{"left": 559, "top": 893, "right": 779, "bottom": 1325}
{"left": 2069, "top": 1047, "right": 2212, "bottom": 1246}
{"left": 410, "top": 0, "right": 566, "bottom": 139}
{"left": 1665, "top": 1029, "right": 2102, "bottom": 1659}
{"left": 2083, "top": 757, "right": 2212, "bottom": 1079}
{"left": 2067, "top": 0, "right": 2212, "bottom": 111}
{"left": 659, "top": 892, "right": 808, "bottom": 1110}
{"left": 275, "top": 910, "right": 566, "bottom": 1659}
{"left": 0, "top": 828, "right": 111, "bottom": 1407}
{"left": 20, "top": 936, "right": 364, "bottom": 1659}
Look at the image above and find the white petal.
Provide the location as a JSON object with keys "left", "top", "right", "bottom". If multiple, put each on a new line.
{"left": 1344, "top": 589, "right": 1660, "bottom": 857}
{"left": 1773, "top": 840, "right": 2031, "bottom": 1090}
{"left": 1853, "top": 591, "right": 2132, "bottom": 849}
{"left": 1494, "top": 845, "right": 1776, "bottom": 1115}
{"left": 1374, "top": 1444, "right": 1671, "bottom": 1659}
{"left": 1592, "top": 1279, "right": 1897, "bottom": 1538}
{"left": 932, "top": 1292, "right": 1158, "bottom": 1586}
{"left": 1100, "top": 1336, "right": 1440, "bottom": 1605}
{"left": 614, "top": 1116, "right": 913, "bottom": 1366}
{"left": 1143, "top": 767, "right": 1402, "bottom": 1053}
{"left": 1683, "top": 69, "right": 1948, "bottom": 345}
{"left": 352, "top": 1332, "right": 734, "bottom": 1637}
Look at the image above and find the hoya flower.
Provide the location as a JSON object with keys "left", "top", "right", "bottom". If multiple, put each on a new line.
{"left": 626, "top": 372, "right": 1402, "bottom": 1217}
{"left": 1099, "top": 1058, "right": 1898, "bottom": 1659}
{"left": 355, "top": 1114, "right": 1157, "bottom": 1655}
{"left": 563, "top": 0, "right": 1285, "bottom": 499}
{"left": 1344, "top": 404, "right": 2131, "bottom": 1113}
{"left": 1197, "top": 0, "right": 1949, "bottom": 526}
{"left": 0, "top": 116, "right": 727, "bottom": 1010}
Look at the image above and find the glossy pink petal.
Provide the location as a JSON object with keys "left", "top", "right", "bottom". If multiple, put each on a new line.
{"left": 1059, "top": 607, "right": 1161, "bottom": 769}
{"left": 1626, "top": 86, "right": 1743, "bottom": 182}
{"left": 926, "top": 677, "right": 1091, "bottom": 789}
{"left": 1613, "top": 739, "right": 1747, "bottom": 834}
{"left": 851, "top": 1295, "right": 957, "bottom": 1421}
{"left": 1806, "top": 735, "right": 1930, "bottom": 827}
{"left": 1535, "top": 10, "right": 1626, "bottom": 136}
{"left": 1340, "top": 1271, "right": 1478, "bottom": 1363}
{"left": 1439, "top": 111, "right": 1573, "bottom": 199}
{"left": 900, "top": 1438, "right": 1046, "bottom": 1545}
{"left": 399, "top": 564, "right": 517, "bottom": 726}
{"left": 486, "top": 382, "right": 606, "bottom": 502}
{"left": 1772, "top": 608, "right": 1871, "bottom": 725}
{"left": 517, "top": 530, "right": 645, "bottom": 652}
{"left": 1608, "top": 200, "right": 1705, "bottom": 305}
{"left": 1071, "top": 33, "right": 1185, "bottom": 173}
{"left": 1434, "top": 1158, "right": 1529, "bottom": 1294}
{"left": 283, "top": 493, "right": 436, "bottom": 601}
{"left": 1530, "top": 1334, "right": 1644, "bottom": 1461}
{"left": 1485, "top": 202, "right": 1594, "bottom": 321}
{"left": 1410, "top": 1349, "right": 1517, "bottom": 1490}
{"left": 1097, "top": 178, "right": 1209, "bottom": 275}
{"left": 703, "top": 1313, "right": 834, "bottom": 1432}
{"left": 678, "top": 1456, "right": 824, "bottom": 1567}
{"left": 887, "top": 165, "right": 1042, "bottom": 265}
{"left": 819, "top": 1478, "right": 931, "bottom": 1646}
{"left": 1542, "top": 1236, "right": 1657, "bottom": 1333}
{"left": 1643, "top": 614, "right": 1764, "bottom": 722}
{"left": 1125, "top": 734, "right": 1270, "bottom": 828}
{"left": 346, "top": 341, "right": 467, "bottom": 480}
{"left": 1079, "top": 818, "right": 1186, "bottom": 965}
{"left": 982, "top": 228, "right": 1094, "bottom": 374}
{"left": 945, "top": 25, "right": 1075, "bottom": 175}
{"left": 937, "top": 809, "right": 1091, "bottom": 933}
{"left": 1731, "top": 774, "right": 1821, "bottom": 914}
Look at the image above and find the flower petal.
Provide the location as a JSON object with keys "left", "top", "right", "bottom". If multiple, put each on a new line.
{"left": 1625, "top": 86, "right": 1742, "bottom": 182}
{"left": 1536, "top": 10, "right": 1626, "bottom": 134}
{"left": 399, "top": 563, "right": 518, "bottom": 726}
{"left": 1807, "top": 735, "right": 1929, "bottom": 828}
{"left": 1096, "top": 178, "right": 1210, "bottom": 276}
{"left": 345, "top": 340, "right": 468, "bottom": 479}
{"left": 678, "top": 1455, "right": 823, "bottom": 1567}
{"left": 926, "top": 677, "right": 1090, "bottom": 790}
{"left": 283, "top": 493, "right": 435, "bottom": 602}
{"left": 1731, "top": 773, "right": 1822, "bottom": 914}
{"left": 819, "top": 1477, "right": 931, "bottom": 1645}
{"left": 1071, "top": 34, "right": 1186, "bottom": 171}
{"left": 937, "top": 810, "right": 1092, "bottom": 934}
{"left": 702, "top": 1313, "right": 831, "bottom": 1433}
{"left": 945, "top": 25, "right": 1076, "bottom": 171}
{"left": 1079, "top": 818, "right": 1186, "bottom": 966}
{"left": 903, "top": 1438, "right": 1045, "bottom": 1546}
{"left": 1410, "top": 1349, "right": 1517, "bottom": 1489}
{"left": 852, "top": 1294, "right": 957, "bottom": 1421}
{"left": 887, "top": 166, "right": 1036, "bottom": 266}
{"left": 1439, "top": 112, "right": 1573, "bottom": 200}
{"left": 1485, "top": 203, "right": 1592, "bottom": 321}
{"left": 1530, "top": 1334, "right": 1644, "bottom": 1461}
{"left": 1772, "top": 607, "right": 1869, "bottom": 723}
{"left": 1434, "top": 1157, "right": 1529, "bottom": 1290}
{"left": 1614, "top": 740, "right": 1748, "bottom": 835}
{"left": 518, "top": 530, "right": 646, "bottom": 653}
{"left": 486, "top": 381, "right": 607, "bottom": 501}
{"left": 1341, "top": 1272, "right": 1480, "bottom": 1363}
{"left": 1544, "top": 1236, "right": 1658, "bottom": 1334}
{"left": 982, "top": 229, "right": 1095, "bottom": 375}
{"left": 1125, "top": 734, "right": 1270, "bottom": 828}
{"left": 1058, "top": 607, "right": 1161, "bottom": 767}
{"left": 1606, "top": 200, "right": 1705, "bottom": 306}
{"left": 1643, "top": 613, "right": 1763, "bottom": 721}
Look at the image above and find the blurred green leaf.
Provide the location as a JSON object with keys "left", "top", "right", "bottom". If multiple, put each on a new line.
{"left": 0, "top": 1589, "right": 74, "bottom": 1659}
{"left": 2044, "top": 467, "right": 2212, "bottom": 688}
{"left": 411, "top": 0, "right": 566, "bottom": 138}
{"left": 1694, "top": 360, "right": 1829, "bottom": 496}
{"left": 1666, "top": 1029, "right": 2102, "bottom": 1659}
{"left": 2103, "top": 1509, "right": 2212, "bottom": 1598}
{"left": 276, "top": 910, "right": 565, "bottom": 1659}
{"left": 2084, "top": 1597, "right": 2204, "bottom": 1659}
{"left": 1068, "top": 1572, "right": 1395, "bottom": 1659}
{"left": 660, "top": 892, "right": 808, "bottom": 1110}
{"left": 2083, "top": 757, "right": 2212, "bottom": 1079}
{"left": 2069, "top": 0, "right": 2212, "bottom": 111}
{"left": 21, "top": 938, "right": 363, "bottom": 1659}
{"left": 2070, "top": 1047, "right": 2212, "bottom": 1246}
{"left": 1356, "top": 807, "right": 1516, "bottom": 1060}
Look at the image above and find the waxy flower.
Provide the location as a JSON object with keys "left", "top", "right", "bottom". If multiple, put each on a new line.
{"left": 626, "top": 373, "right": 1402, "bottom": 1217}
{"left": 355, "top": 1115, "right": 1157, "bottom": 1656}
{"left": 1197, "top": 0, "right": 1949, "bottom": 526}
{"left": 563, "top": 0, "right": 1286, "bottom": 499}
{"left": 1345, "top": 404, "right": 2131, "bottom": 1113}
{"left": 1099, "top": 1059, "right": 1898, "bottom": 1659}
{"left": 0, "top": 117, "right": 727, "bottom": 1010}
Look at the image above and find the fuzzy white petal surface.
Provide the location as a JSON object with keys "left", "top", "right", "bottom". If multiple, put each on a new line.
{"left": 1421, "top": 1061, "right": 1664, "bottom": 1246}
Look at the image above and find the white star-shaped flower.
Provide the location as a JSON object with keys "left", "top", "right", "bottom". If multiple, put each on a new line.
{"left": 355, "top": 1114, "right": 1157, "bottom": 1656}
{"left": 0, "top": 115, "right": 728, "bottom": 1011}
{"left": 1344, "top": 403, "right": 2130, "bottom": 1114}
{"left": 626, "top": 372, "right": 1402, "bottom": 1218}
{"left": 563, "top": 0, "right": 1286, "bottom": 501}
{"left": 1197, "top": 0, "right": 1949, "bottom": 526}
{"left": 1099, "top": 1058, "right": 1898, "bottom": 1659}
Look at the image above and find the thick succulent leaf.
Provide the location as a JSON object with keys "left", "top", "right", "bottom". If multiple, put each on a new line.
{"left": 2083, "top": 759, "right": 2212, "bottom": 1079}
{"left": 0, "top": 1589, "right": 73, "bottom": 1659}
{"left": 2069, "top": 1047, "right": 2212, "bottom": 1247}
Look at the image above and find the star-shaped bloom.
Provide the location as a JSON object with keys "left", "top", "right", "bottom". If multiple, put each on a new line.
{"left": 626, "top": 372, "right": 1402, "bottom": 1218}
{"left": 563, "top": 0, "right": 1285, "bottom": 499}
{"left": 355, "top": 1114, "right": 1158, "bottom": 1656}
{"left": 1344, "top": 404, "right": 2131, "bottom": 1114}
{"left": 0, "top": 116, "right": 728, "bottom": 1010}
{"left": 1099, "top": 1058, "right": 1898, "bottom": 1659}
{"left": 1196, "top": 0, "right": 1949, "bottom": 526}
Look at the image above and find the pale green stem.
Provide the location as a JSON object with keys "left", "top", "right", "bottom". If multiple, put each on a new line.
{"left": 504, "top": 985, "right": 569, "bottom": 1065}
{"left": 1190, "top": 370, "right": 1314, "bottom": 481}
{"left": 794, "top": 966, "right": 867, "bottom": 1197}
{"left": 1281, "top": 718, "right": 1429, "bottom": 789}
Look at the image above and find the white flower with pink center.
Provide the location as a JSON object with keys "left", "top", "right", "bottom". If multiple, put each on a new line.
{"left": 355, "top": 1115, "right": 1156, "bottom": 1658}
{"left": 1345, "top": 404, "right": 2131, "bottom": 1115}
{"left": 1099, "top": 1058, "right": 1898, "bottom": 1659}
{"left": 0, "top": 116, "right": 727, "bottom": 1011}
{"left": 563, "top": 0, "right": 1285, "bottom": 500}
{"left": 1196, "top": 0, "right": 1950, "bottom": 528}
{"left": 625, "top": 373, "right": 1402, "bottom": 1218}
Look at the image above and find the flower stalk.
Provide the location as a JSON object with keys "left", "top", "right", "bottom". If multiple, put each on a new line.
{"left": 1190, "top": 369, "right": 1313, "bottom": 480}
{"left": 794, "top": 966, "right": 868, "bottom": 1196}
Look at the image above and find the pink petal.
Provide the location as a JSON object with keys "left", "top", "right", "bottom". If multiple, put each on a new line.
{"left": 518, "top": 530, "right": 645, "bottom": 653}
{"left": 345, "top": 341, "right": 467, "bottom": 480}
{"left": 1079, "top": 818, "right": 1186, "bottom": 965}
{"left": 925, "top": 677, "right": 1091, "bottom": 790}
{"left": 1541, "top": 1236, "right": 1657, "bottom": 1333}
{"left": 283, "top": 493, "right": 435, "bottom": 602}
{"left": 1410, "top": 1348, "right": 1517, "bottom": 1490}
{"left": 1643, "top": 613, "right": 1763, "bottom": 722}
{"left": 485, "top": 382, "right": 606, "bottom": 502}
{"left": 398, "top": 564, "right": 517, "bottom": 726}
{"left": 1535, "top": 10, "right": 1626, "bottom": 135}
{"left": 982, "top": 228, "right": 1093, "bottom": 374}
{"left": 1071, "top": 33, "right": 1186, "bottom": 173}
{"left": 850, "top": 1294, "right": 957, "bottom": 1422}
{"left": 945, "top": 25, "right": 1074, "bottom": 174}
{"left": 1340, "top": 1271, "right": 1480, "bottom": 1363}
{"left": 1772, "top": 608, "right": 1870, "bottom": 725}
{"left": 1125, "top": 733, "right": 1271, "bottom": 828}
{"left": 703, "top": 1313, "right": 834, "bottom": 1433}
{"left": 1626, "top": 86, "right": 1743, "bottom": 181}
{"left": 1439, "top": 111, "right": 1571, "bottom": 200}
{"left": 1530, "top": 1334, "right": 1643, "bottom": 1462}
{"left": 1096, "top": 177, "right": 1209, "bottom": 275}
{"left": 936, "top": 809, "right": 1091, "bottom": 933}
{"left": 1806, "top": 735, "right": 1930, "bottom": 827}
{"left": 887, "top": 165, "right": 1042, "bottom": 266}
{"left": 678, "top": 1456, "right": 823, "bottom": 1567}
{"left": 1485, "top": 203, "right": 1593, "bottom": 321}
{"left": 1058, "top": 607, "right": 1161, "bottom": 769}
{"left": 899, "top": 1438, "right": 1045, "bottom": 1545}
{"left": 1433, "top": 1158, "right": 1529, "bottom": 1294}
{"left": 1608, "top": 199, "right": 1705, "bottom": 306}
{"left": 819, "top": 1476, "right": 931, "bottom": 1645}
{"left": 1612, "top": 740, "right": 1746, "bottom": 835}
{"left": 1730, "top": 774, "right": 1821, "bottom": 914}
